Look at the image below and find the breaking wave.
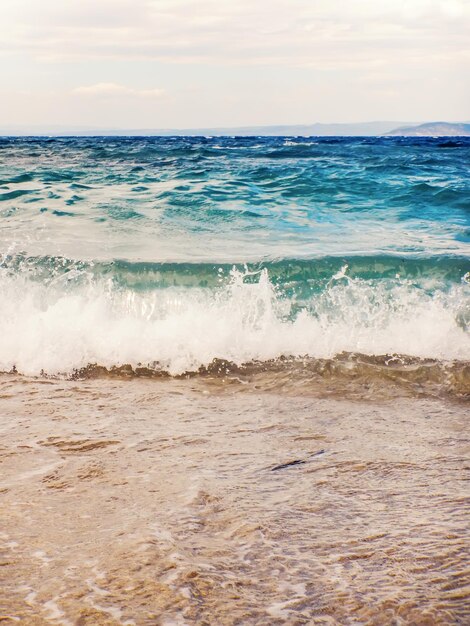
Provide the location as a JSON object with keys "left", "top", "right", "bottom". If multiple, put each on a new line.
{"left": 0, "top": 255, "right": 468, "bottom": 383}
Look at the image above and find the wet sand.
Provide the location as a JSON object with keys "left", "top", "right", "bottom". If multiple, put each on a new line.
{"left": 0, "top": 374, "right": 469, "bottom": 625}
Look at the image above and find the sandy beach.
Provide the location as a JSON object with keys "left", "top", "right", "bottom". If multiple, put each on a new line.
{"left": 1, "top": 373, "right": 468, "bottom": 625}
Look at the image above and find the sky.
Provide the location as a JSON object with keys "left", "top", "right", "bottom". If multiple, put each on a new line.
{"left": 0, "top": 0, "right": 469, "bottom": 129}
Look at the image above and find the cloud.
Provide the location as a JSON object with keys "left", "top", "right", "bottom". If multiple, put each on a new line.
{"left": 0, "top": 0, "right": 468, "bottom": 127}
{"left": 72, "top": 82, "right": 166, "bottom": 98}
{"left": 0, "top": 0, "right": 468, "bottom": 69}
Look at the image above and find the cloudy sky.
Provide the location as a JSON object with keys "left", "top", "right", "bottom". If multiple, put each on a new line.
{"left": 1, "top": 0, "right": 469, "bottom": 129}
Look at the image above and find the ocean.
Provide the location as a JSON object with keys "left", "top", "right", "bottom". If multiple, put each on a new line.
{"left": 1, "top": 136, "right": 469, "bottom": 624}
{"left": 0, "top": 135, "right": 469, "bottom": 389}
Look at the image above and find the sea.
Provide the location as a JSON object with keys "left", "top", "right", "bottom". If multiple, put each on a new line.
{"left": 1, "top": 136, "right": 469, "bottom": 624}
{"left": 0, "top": 135, "right": 469, "bottom": 387}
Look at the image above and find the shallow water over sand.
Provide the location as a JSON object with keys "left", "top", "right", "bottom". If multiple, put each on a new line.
{"left": 1, "top": 375, "right": 469, "bottom": 625}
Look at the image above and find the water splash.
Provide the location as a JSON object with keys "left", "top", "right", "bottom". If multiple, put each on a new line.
{"left": 0, "top": 260, "right": 468, "bottom": 377}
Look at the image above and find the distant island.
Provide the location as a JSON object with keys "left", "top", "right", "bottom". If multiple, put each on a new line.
{"left": 386, "top": 122, "right": 470, "bottom": 136}
{"left": 1, "top": 121, "right": 469, "bottom": 137}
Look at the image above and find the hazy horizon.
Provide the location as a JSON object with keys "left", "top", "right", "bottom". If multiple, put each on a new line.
{"left": 1, "top": 120, "right": 470, "bottom": 138}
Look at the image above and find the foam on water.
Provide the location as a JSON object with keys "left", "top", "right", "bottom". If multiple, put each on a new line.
{"left": 0, "top": 260, "right": 468, "bottom": 376}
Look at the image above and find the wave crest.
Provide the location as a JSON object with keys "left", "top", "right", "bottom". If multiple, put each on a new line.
{"left": 0, "top": 259, "right": 468, "bottom": 378}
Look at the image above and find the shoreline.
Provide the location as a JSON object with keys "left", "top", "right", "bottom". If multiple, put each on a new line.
{"left": 2, "top": 351, "right": 469, "bottom": 402}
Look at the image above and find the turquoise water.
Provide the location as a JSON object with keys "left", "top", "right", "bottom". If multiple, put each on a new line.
{"left": 0, "top": 136, "right": 469, "bottom": 376}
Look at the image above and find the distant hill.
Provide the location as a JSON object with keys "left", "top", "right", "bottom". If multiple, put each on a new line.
{"left": 386, "top": 122, "right": 470, "bottom": 136}
{"left": 0, "top": 121, "right": 404, "bottom": 137}
{"left": 132, "top": 121, "right": 404, "bottom": 137}
{"left": 1, "top": 121, "right": 469, "bottom": 137}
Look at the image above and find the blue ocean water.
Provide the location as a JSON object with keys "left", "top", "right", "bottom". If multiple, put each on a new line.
{"left": 0, "top": 136, "right": 469, "bottom": 377}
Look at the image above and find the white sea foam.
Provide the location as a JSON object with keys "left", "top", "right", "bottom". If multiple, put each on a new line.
{"left": 0, "top": 268, "right": 468, "bottom": 376}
